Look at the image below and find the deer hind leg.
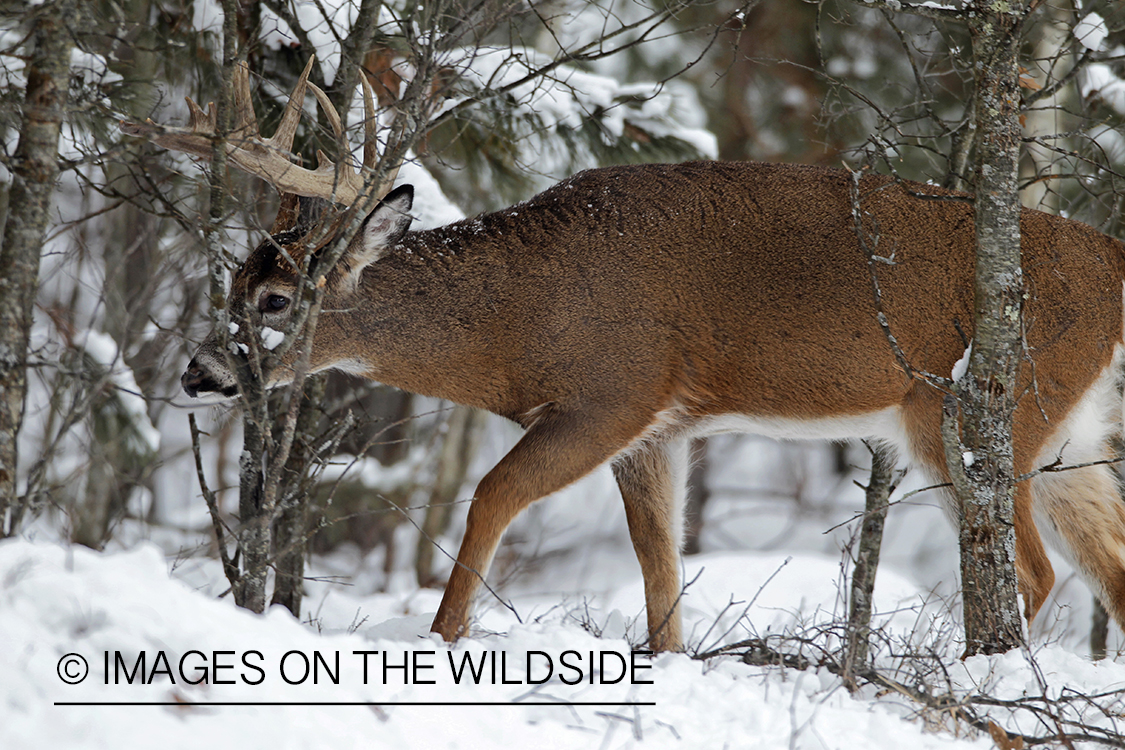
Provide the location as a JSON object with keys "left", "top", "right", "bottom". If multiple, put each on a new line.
{"left": 1027, "top": 356, "right": 1125, "bottom": 629}
{"left": 899, "top": 381, "right": 1055, "bottom": 621}
{"left": 431, "top": 404, "right": 651, "bottom": 644}
{"left": 1030, "top": 462, "right": 1125, "bottom": 627}
{"left": 611, "top": 439, "right": 690, "bottom": 653}
{"left": 1013, "top": 481, "right": 1056, "bottom": 621}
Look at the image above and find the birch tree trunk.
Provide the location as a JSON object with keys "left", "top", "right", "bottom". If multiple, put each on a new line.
{"left": 951, "top": 0, "right": 1028, "bottom": 656}
{"left": 203, "top": 0, "right": 274, "bottom": 614}
{"left": 843, "top": 443, "right": 894, "bottom": 688}
{"left": 270, "top": 375, "right": 327, "bottom": 618}
{"left": 0, "top": 0, "right": 77, "bottom": 535}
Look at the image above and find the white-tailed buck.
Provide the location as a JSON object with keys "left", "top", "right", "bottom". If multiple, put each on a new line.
{"left": 124, "top": 59, "right": 1125, "bottom": 652}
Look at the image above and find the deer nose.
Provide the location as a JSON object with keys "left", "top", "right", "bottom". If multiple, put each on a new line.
{"left": 181, "top": 359, "right": 207, "bottom": 398}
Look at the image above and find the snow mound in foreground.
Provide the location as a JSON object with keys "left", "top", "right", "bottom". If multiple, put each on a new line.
{"left": 3, "top": 539, "right": 1121, "bottom": 749}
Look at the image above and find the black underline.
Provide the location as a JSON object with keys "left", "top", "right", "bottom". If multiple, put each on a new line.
{"left": 54, "top": 701, "right": 656, "bottom": 707}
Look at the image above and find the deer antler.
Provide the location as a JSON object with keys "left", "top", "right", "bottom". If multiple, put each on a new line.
{"left": 121, "top": 55, "right": 399, "bottom": 208}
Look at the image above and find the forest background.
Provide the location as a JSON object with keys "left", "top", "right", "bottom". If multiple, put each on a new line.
{"left": 2, "top": 1, "right": 1125, "bottom": 747}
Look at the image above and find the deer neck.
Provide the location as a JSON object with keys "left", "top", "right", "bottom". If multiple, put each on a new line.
{"left": 333, "top": 224, "right": 515, "bottom": 414}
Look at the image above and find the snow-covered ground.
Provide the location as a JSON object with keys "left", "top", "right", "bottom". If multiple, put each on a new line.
{"left": 3, "top": 521, "right": 1123, "bottom": 748}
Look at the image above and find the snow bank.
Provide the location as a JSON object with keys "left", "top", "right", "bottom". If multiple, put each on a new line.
{"left": 8, "top": 539, "right": 1120, "bottom": 749}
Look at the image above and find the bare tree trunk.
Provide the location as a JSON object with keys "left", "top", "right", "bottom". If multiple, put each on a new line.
{"left": 201, "top": 0, "right": 406, "bottom": 613}
{"left": 72, "top": 381, "right": 157, "bottom": 549}
{"left": 71, "top": 0, "right": 162, "bottom": 549}
{"left": 842, "top": 443, "right": 894, "bottom": 689}
{"left": 415, "top": 406, "right": 485, "bottom": 587}
{"left": 271, "top": 375, "right": 326, "bottom": 617}
{"left": 1019, "top": 0, "right": 1073, "bottom": 213}
{"left": 0, "top": 0, "right": 77, "bottom": 535}
{"left": 1091, "top": 596, "right": 1109, "bottom": 661}
{"left": 200, "top": 0, "right": 272, "bottom": 615}
{"left": 683, "top": 438, "right": 710, "bottom": 556}
{"left": 949, "top": 0, "right": 1028, "bottom": 656}
{"left": 234, "top": 381, "right": 270, "bottom": 613}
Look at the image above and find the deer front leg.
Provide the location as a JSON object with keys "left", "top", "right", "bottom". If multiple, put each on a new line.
{"left": 612, "top": 439, "right": 689, "bottom": 652}
{"left": 431, "top": 405, "right": 649, "bottom": 643}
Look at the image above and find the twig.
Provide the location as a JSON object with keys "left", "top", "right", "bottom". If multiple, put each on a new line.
{"left": 188, "top": 413, "right": 239, "bottom": 589}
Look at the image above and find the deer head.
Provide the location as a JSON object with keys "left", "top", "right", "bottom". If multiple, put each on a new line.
{"left": 123, "top": 55, "right": 408, "bottom": 399}
{"left": 179, "top": 184, "right": 415, "bottom": 398}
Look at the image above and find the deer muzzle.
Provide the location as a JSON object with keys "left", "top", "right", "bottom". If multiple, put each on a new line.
{"left": 181, "top": 358, "right": 222, "bottom": 398}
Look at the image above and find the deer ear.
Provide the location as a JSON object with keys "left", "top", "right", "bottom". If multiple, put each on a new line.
{"left": 350, "top": 184, "right": 414, "bottom": 272}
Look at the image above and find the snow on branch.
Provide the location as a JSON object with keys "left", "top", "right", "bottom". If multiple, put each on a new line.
{"left": 438, "top": 45, "right": 716, "bottom": 159}
{"left": 844, "top": 0, "right": 968, "bottom": 23}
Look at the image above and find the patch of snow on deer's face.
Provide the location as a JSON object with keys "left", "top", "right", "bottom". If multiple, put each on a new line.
{"left": 261, "top": 327, "right": 285, "bottom": 350}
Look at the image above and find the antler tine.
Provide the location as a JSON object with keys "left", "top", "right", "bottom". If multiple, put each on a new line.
{"left": 307, "top": 82, "right": 346, "bottom": 148}
{"left": 264, "top": 55, "right": 316, "bottom": 156}
{"left": 307, "top": 81, "right": 363, "bottom": 206}
{"left": 231, "top": 61, "right": 258, "bottom": 138}
{"left": 186, "top": 98, "right": 216, "bottom": 133}
{"left": 360, "top": 72, "right": 379, "bottom": 172}
{"left": 359, "top": 70, "right": 401, "bottom": 202}
{"left": 121, "top": 57, "right": 405, "bottom": 209}
{"left": 120, "top": 96, "right": 215, "bottom": 161}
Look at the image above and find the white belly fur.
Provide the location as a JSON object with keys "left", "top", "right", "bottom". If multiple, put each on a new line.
{"left": 619, "top": 404, "right": 912, "bottom": 463}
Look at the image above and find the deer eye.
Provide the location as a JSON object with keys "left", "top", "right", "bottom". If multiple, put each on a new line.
{"left": 262, "top": 294, "right": 290, "bottom": 313}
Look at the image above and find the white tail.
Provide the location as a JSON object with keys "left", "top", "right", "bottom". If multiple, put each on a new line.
{"left": 125, "top": 62, "right": 1125, "bottom": 653}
